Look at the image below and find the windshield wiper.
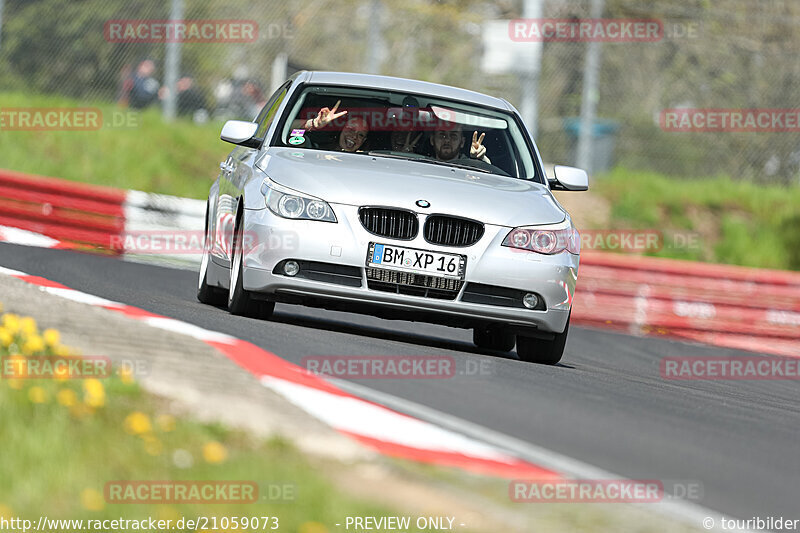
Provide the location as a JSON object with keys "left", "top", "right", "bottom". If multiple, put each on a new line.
{"left": 368, "top": 152, "right": 493, "bottom": 174}
{"left": 416, "top": 158, "right": 493, "bottom": 174}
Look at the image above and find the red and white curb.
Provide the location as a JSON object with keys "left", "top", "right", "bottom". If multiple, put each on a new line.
{"left": 0, "top": 225, "right": 77, "bottom": 250}
{"left": 0, "top": 264, "right": 556, "bottom": 480}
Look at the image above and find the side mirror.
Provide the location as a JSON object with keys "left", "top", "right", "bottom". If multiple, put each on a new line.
{"left": 220, "top": 120, "right": 261, "bottom": 148}
{"left": 549, "top": 165, "right": 589, "bottom": 191}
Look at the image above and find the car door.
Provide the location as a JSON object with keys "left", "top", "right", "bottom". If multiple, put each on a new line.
{"left": 213, "top": 81, "right": 292, "bottom": 261}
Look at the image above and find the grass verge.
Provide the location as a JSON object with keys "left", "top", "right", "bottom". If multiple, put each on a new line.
{"left": 0, "top": 92, "right": 226, "bottom": 199}
{"left": 0, "top": 304, "right": 398, "bottom": 532}
{"left": 592, "top": 168, "right": 800, "bottom": 270}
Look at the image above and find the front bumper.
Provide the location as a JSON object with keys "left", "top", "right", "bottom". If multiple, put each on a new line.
{"left": 212, "top": 204, "right": 578, "bottom": 334}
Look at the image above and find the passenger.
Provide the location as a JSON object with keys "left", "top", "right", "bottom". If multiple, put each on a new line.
{"left": 390, "top": 130, "right": 423, "bottom": 153}
{"left": 337, "top": 116, "right": 369, "bottom": 152}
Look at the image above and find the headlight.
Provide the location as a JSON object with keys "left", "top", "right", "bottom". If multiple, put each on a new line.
{"left": 261, "top": 179, "right": 337, "bottom": 222}
{"left": 502, "top": 220, "right": 580, "bottom": 255}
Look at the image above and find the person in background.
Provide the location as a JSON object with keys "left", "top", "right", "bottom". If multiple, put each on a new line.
{"left": 175, "top": 76, "right": 207, "bottom": 118}
{"left": 128, "top": 59, "right": 160, "bottom": 109}
{"left": 116, "top": 64, "right": 133, "bottom": 107}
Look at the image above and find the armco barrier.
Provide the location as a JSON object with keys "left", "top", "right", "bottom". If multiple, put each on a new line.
{"left": 0, "top": 168, "right": 126, "bottom": 251}
{"left": 572, "top": 252, "right": 800, "bottom": 357}
{"left": 0, "top": 168, "right": 205, "bottom": 265}
{"left": 1, "top": 168, "right": 798, "bottom": 358}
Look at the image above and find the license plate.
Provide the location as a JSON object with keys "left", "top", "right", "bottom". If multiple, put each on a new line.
{"left": 367, "top": 243, "right": 466, "bottom": 279}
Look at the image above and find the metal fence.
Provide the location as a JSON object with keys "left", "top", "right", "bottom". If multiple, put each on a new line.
{"left": 1, "top": 0, "right": 798, "bottom": 183}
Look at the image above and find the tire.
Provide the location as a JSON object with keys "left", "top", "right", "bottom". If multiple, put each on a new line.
{"left": 516, "top": 316, "right": 570, "bottom": 365}
{"left": 228, "top": 216, "right": 273, "bottom": 318}
{"left": 473, "top": 326, "right": 515, "bottom": 352}
{"left": 197, "top": 210, "right": 227, "bottom": 306}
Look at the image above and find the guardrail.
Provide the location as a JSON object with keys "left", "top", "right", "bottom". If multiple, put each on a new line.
{"left": 0, "top": 168, "right": 205, "bottom": 266}
{"left": 0, "top": 168, "right": 126, "bottom": 251}
{"left": 1, "top": 168, "right": 798, "bottom": 358}
{"left": 572, "top": 252, "right": 800, "bottom": 357}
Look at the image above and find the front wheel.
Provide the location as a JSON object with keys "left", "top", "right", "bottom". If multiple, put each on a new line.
{"left": 473, "top": 326, "right": 515, "bottom": 352}
{"left": 516, "top": 316, "right": 570, "bottom": 365}
{"left": 228, "top": 218, "right": 273, "bottom": 319}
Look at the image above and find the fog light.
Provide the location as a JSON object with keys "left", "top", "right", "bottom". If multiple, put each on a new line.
{"left": 522, "top": 293, "right": 539, "bottom": 309}
{"left": 284, "top": 260, "right": 300, "bottom": 277}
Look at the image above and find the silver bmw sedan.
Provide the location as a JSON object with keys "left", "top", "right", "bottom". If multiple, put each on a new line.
{"left": 198, "top": 71, "right": 588, "bottom": 364}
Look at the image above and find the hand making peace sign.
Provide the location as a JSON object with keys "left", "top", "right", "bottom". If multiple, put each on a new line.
{"left": 399, "top": 131, "right": 423, "bottom": 152}
{"left": 307, "top": 100, "right": 348, "bottom": 130}
{"left": 470, "top": 131, "right": 487, "bottom": 160}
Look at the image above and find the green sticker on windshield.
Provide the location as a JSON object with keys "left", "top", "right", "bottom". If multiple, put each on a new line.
{"left": 288, "top": 135, "right": 305, "bottom": 145}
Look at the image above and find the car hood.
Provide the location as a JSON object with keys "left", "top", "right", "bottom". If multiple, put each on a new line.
{"left": 257, "top": 147, "right": 565, "bottom": 227}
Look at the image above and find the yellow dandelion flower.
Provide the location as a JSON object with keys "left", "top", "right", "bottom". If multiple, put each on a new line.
{"left": 156, "top": 506, "right": 182, "bottom": 523}
{"left": 83, "top": 379, "right": 105, "bottom": 408}
{"left": 54, "top": 345, "right": 72, "bottom": 357}
{"left": 299, "top": 522, "right": 329, "bottom": 533}
{"left": 70, "top": 403, "right": 93, "bottom": 419}
{"left": 0, "top": 503, "right": 13, "bottom": 519}
{"left": 7, "top": 379, "right": 22, "bottom": 390}
{"left": 80, "top": 488, "right": 104, "bottom": 511}
{"left": 28, "top": 386, "right": 48, "bottom": 404}
{"left": 202, "top": 441, "right": 228, "bottom": 464}
{"left": 0, "top": 327, "right": 12, "bottom": 348}
{"left": 156, "top": 414, "right": 176, "bottom": 432}
{"left": 118, "top": 365, "right": 135, "bottom": 385}
{"left": 43, "top": 328, "right": 61, "bottom": 346}
{"left": 22, "top": 335, "right": 45, "bottom": 355}
{"left": 19, "top": 317, "right": 37, "bottom": 336}
{"left": 57, "top": 389, "right": 78, "bottom": 407}
{"left": 2, "top": 314, "right": 20, "bottom": 334}
{"left": 141, "top": 434, "right": 163, "bottom": 456}
{"left": 124, "top": 412, "right": 152, "bottom": 435}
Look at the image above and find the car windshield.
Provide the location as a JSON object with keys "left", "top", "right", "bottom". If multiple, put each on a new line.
{"left": 274, "top": 85, "right": 543, "bottom": 182}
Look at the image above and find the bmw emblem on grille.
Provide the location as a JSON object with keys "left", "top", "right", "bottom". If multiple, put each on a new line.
{"left": 416, "top": 199, "right": 431, "bottom": 208}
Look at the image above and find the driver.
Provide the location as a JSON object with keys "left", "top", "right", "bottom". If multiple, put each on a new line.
{"left": 430, "top": 122, "right": 491, "bottom": 164}
{"left": 291, "top": 100, "right": 369, "bottom": 152}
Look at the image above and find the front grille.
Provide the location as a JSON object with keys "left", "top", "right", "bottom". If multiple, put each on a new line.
{"left": 359, "top": 207, "right": 418, "bottom": 240}
{"left": 366, "top": 267, "right": 463, "bottom": 300}
{"left": 424, "top": 215, "right": 484, "bottom": 247}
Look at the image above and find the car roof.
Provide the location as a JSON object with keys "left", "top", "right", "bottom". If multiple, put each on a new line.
{"left": 298, "top": 71, "right": 513, "bottom": 112}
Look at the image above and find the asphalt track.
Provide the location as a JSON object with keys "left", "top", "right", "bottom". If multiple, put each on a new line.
{"left": 2, "top": 242, "right": 798, "bottom": 521}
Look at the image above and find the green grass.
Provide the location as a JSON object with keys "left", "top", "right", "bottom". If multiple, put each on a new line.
{"left": 0, "top": 92, "right": 227, "bottom": 199}
{"left": 0, "top": 311, "right": 403, "bottom": 531}
{"left": 592, "top": 168, "right": 800, "bottom": 270}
